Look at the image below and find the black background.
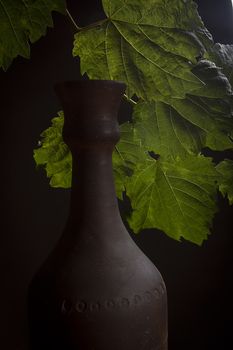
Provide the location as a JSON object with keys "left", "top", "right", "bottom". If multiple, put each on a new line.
{"left": 0, "top": 0, "right": 233, "bottom": 349}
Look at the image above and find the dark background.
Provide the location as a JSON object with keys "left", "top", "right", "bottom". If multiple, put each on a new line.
{"left": 0, "top": 0, "right": 233, "bottom": 349}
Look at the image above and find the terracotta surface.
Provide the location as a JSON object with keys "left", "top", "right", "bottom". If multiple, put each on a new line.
{"left": 28, "top": 80, "right": 168, "bottom": 349}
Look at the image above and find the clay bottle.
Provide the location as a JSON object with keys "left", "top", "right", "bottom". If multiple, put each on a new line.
{"left": 28, "top": 80, "right": 168, "bottom": 350}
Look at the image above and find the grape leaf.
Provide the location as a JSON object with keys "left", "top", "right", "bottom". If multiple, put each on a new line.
{"left": 34, "top": 111, "right": 72, "bottom": 188}
{"left": 216, "top": 160, "right": 233, "bottom": 205}
{"left": 126, "top": 155, "right": 219, "bottom": 245}
{"left": 170, "top": 59, "right": 233, "bottom": 151}
{"left": 34, "top": 0, "right": 233, "bottom": 245}
{"left": 0, "top": 0, "right": 66, "bottom": 70}
{"left": 102, "top": 0, "right": 203, "bottom": 28}
{"left": 113, "top": 122, "right": 148, "bottom": 199}
{"left": 73, "top": 26, "right": 111, "bottom": 80}
{"left": 207, "top": 43, "right": 233, "bottom": 86}
{"left": 73, "top": 0, "right": 213, "bottom": 101}
{"left": 34, "top": 113, "right": 148, "bottom": 197}
{"left": 34, "top": 111, "right": 223, "bottom": 245}
{"left": 133, "top": 59, "right": 233, "bottom": 159}
{"left": 132, "top": 100, "right": 205, "bottom": 159}
{"left": 190, "top": 59, "right": 232, "bottom": 98}
{"left": 171, "top": 96, "right": 233, "bottom": 152}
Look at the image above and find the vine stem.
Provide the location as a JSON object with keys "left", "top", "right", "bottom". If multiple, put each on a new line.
{"left": 65, "top": 8, "right": 136, "bottom": 108}
{"left": 123, "top": 94, "right": 137, "bottom": 105}
{"left": 80, "top": 18, "right": 109, "bottom": 31}
{"left": 66, "top": 9, "right": 82, "bottom": 31}
{"left": 66, "top": 8, "right": 108, "bottom": 32}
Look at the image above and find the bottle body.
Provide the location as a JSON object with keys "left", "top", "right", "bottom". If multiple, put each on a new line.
{"left": 28, "top": 80, "right": 168, "bottom": 350}
{"left": 29, "top": 223, "right": 167, "bottom": 350}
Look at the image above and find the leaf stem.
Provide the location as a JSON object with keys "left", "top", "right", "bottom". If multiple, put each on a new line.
{"left": 66, "top": 9, "right": 108, "bottom": 32}
{"left": 123, "top": 94, "right": 137, "bottom": 105}
{"left": 80, "top": 19, "right": 109, "bottom": 32}
{"left": 66, "top": 9, "right": 82, "bottom": 31}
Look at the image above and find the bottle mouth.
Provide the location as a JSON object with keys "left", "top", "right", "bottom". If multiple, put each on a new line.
{"left": 54, "top": 79, "right": 126, "bottom": 117}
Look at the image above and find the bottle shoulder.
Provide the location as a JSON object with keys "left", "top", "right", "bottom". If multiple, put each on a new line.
{"left": 29, "top": 225, "right": 165, "bottom": 301}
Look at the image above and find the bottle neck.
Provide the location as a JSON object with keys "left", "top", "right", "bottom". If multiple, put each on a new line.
{"left": 67, "top": 146, "right": 121, "bottom": 232}
{"left": 54, "top": 81, "right": 127, "bottom": 237}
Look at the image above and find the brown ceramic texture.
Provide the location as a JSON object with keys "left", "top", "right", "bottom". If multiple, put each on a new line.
{"left": 28, "top": 80, "right": 168, "bottom": 350}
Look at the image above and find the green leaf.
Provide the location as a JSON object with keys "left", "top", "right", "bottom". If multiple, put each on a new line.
{"left": 33, "top": 111, "right": 72, "bottom": 188}
{"left": 216, "top": 160, "right": 233, "bottom": 205}
{"left": 133, "top": 100, "right": 205, "bottom": 159}
{"left": 34, "top": 0, "right": 233, "bottom": 246}
{"left": 0, "top": 0, "right": 66, "bottom": 70}
{"left": 190, "top": 59, "right": 232, "bottom": 98}
{"left": 73, "top": 25, "right": 111, "bottom": 80}
{"left": 34, "top": 113, "right": 147, "bottom": 199}
{"left": 73, "top": 0, "right": 213, "bottom": 101}
{"left": 113, "top": 122, "right": 148, "bottom": 199}
{"left": 126, "top": 155, "right": 219, "bottom": 245}
{"left": 207, "top": 43, "right": 233, "bottom": 86}
{"left": 169, "top": 59, "right": 233, "bottom": 151}
{"left": 101, "top": 0, "right": 210, "bottom": 37}
{"left": 171, "top": 95, "right": 233, "bottom": 151}
{"left": 133, "top": 59, "right": 233, "bottom": 159}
